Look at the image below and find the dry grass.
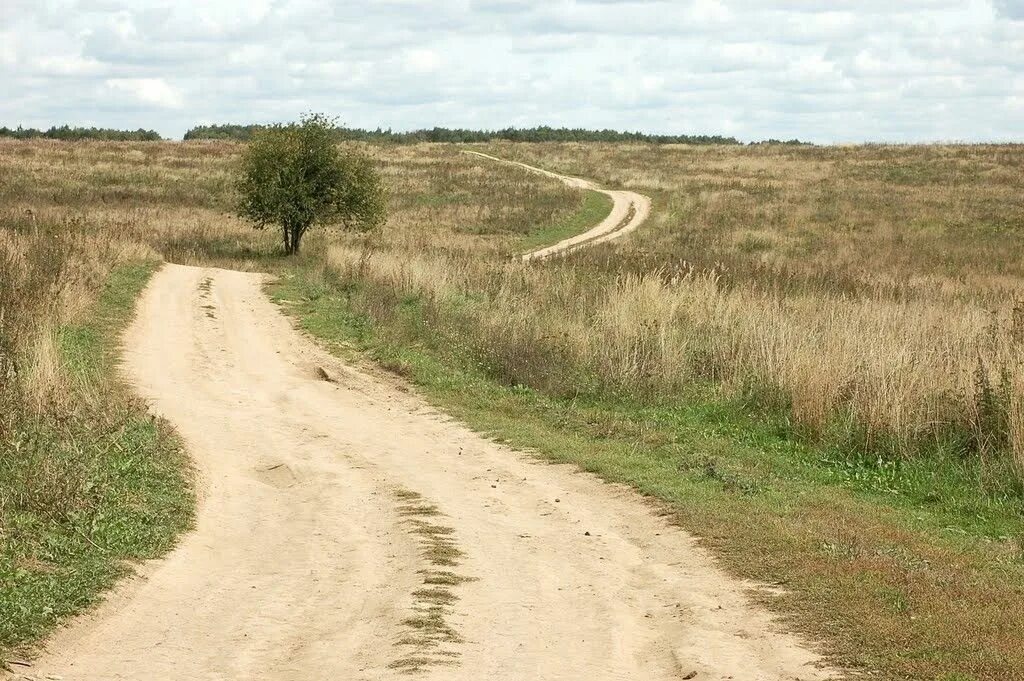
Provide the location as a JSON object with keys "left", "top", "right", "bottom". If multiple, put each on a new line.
{"left": 325, "top": 142, "right": 1024, "bottom": 486}
{"left": 0, "top": 137, "right": 585, "bottom": 419}
{"left": 390, "top": 487, "right": 471, "bottom": 674}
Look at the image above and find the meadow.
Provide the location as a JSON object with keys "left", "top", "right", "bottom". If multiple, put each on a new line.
{"left": 293, "top": 141, "right": 1024, "bottom": 679}
{"left": 335, "top": 142, "right": 1024, "bottom": 485}
{"left": 2, "top": 138, "right": 1023, "bottom": 679}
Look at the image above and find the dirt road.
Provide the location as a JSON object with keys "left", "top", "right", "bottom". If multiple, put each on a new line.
{"left": 464, "top": 150, "right": 651, "bottom": 260}
{"left": 19, "top": 264, "right": 834, "bottom": 680}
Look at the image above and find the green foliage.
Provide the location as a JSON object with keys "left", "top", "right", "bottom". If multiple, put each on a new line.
{"left": 235, "top": 114, "right": 386, "bottom": 255}
{"left": 186, "top": 122, "right": 747, "bottom": 145}
{"left": 0, "top": 125, "right": 162, "bottom": 141}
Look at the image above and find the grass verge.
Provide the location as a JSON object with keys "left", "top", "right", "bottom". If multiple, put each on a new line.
{"left": 269, "top": 266, "right": 1024, "bottom": 681}
{"left": 0, "top": 262, "right": 194, "bottom": 664}
{"left": 517, "top": 189, "right": 613, "bottom": 252}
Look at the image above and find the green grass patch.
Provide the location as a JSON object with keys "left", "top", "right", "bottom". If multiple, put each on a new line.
{"left": 517, "top": 189, "right": 613, "bottom": 251}
{"left": 270, "top": 267, "right": 1024, "bottom": 681}
{"left": 0, "top": 262, "right": 194, "bottom": 663}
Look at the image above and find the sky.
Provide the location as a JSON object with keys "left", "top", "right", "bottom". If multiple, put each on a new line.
{"left": 1, "top": 0, "right": 1023, "bottom": 143}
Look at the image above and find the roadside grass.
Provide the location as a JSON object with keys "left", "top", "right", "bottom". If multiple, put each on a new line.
{"left": 270, "top": 267, "right": 1024, "bottom": 681}
{"left": 482, "top": 142, "right": 1024, "bottom": 481}
{"left": 0, "top": 262, "right": 194, "bottom": 664}
{"left": 517, "top": 189, "right": 613, "bottom": 252}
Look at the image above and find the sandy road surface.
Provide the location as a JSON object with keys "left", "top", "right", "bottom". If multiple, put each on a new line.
{"left": 464, "top": 150, "right": 651, "bottom": 261}
{"left": 17, "top": 264, "right": 835, "bottom": 680}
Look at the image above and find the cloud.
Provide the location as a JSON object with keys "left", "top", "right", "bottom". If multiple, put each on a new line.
{"left": 105, "top": 78, "right": 184, "bottom": 109}
{"left": 0, "top": 0, "right": 1022, "bottom": 141}
{"left": 37, "top": 55, "right": 105, "bottom": 76}
{"left": 0, "top": 34, "right": 16, "bottom": 67}
{"left": 994, "top": 0, "right": 1024, "bottom": 18}
{"left": 403, "top": 48, "right": 442, "bottom": 74}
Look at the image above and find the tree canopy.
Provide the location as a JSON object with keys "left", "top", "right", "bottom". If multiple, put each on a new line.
{"left": 0, "top": 125, "right": 162, "bottom": 141}
{"left": 235, "top": 114, "right": 386, "bottom": 255}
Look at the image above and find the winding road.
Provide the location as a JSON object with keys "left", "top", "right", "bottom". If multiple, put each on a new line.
{"left": 464, "top": 150, "right": 651, "bottom": 261}
{"left": 17, "top": 158, "right": 834, "bottom": 681}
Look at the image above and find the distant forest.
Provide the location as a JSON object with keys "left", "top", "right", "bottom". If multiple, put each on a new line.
{"left": 183, "top": 124, "right": 751, "bottom": 145}
{"left": 0, "top": 123, "right": 808, "bottom": 145}
{"left": 0, "top": 125, "right": 163, "bottom": 141}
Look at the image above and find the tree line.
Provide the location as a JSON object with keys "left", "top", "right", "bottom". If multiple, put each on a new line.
{"left": 0, "top": 125, "right": 163, "bottom": 141}
{"left": 184, "top": 124, "right": 747, "bottom": 145}
{"left": 0, "top": 123, "right": 809, "bottom": 145}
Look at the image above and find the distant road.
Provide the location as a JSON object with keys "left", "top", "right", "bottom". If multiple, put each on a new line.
{"left": 464, "top": 150, "right": 651, "bottom": 261}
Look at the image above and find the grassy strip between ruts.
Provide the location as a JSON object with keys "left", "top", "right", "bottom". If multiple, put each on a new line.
{"left": 517, "top": 189, "right": 613, "bottom": 252}
{"left": 269, "top": 266, "right": 1024, "bottom": 681}
{"left": 0, "top": 262, "right": 194, "bottom": 664}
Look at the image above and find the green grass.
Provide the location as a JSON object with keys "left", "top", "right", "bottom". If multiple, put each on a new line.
{"left": 269, "top": 267, "right": 1024, "bottom": 681}
{"left": 0, "top": 262, "right": 194, "bottom": 663}
{"left": 517, "top": 189, "right": 613, "bottom": 251}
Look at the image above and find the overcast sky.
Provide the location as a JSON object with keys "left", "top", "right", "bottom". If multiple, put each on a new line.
{"left": 2, "top": 0, "right": 1023, "bottom": 143}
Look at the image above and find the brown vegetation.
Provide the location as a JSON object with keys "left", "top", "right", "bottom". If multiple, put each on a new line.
{"left": 329, "top": 142, "right": 1024, "bottom": 487}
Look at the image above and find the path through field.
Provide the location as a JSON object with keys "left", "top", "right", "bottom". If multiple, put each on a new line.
{"left": 18, "top": 263, "right": 836, "bottom": 680}
{"left": 17, "top": 164, "right": 832, "bottom": 680}
{"left": 464, "top": 150, "right": 651, "bottom": 260}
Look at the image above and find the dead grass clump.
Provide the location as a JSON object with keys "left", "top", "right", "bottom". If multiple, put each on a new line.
{"left": 389, "top": 487, "right": 472, "bottom": 674}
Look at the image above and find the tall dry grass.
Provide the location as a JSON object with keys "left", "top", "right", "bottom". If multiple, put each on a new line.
{"left": 0, "top": 138, "right": 584, "bottom": 424}
{"left": 0, "top": 226, "right": 146, "bottom": 414}
{"left": 322, "top": 141, "right": 1024, "bottom": 487}
{"left": 3, "top": 137, "right": 1022, "bottom": 484}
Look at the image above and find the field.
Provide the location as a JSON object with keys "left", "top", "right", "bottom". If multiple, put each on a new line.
{"left": 2, "top": 139, "right": 1023, "bottom": 679}
{"left": 491, "top": 143, "right": 1024, "bottom": 466}
{"left": 0, "top": 140, "right": 587, "bottom": 662}
{"left": 339, "top": 142, "right": 1024, "bottom": 474}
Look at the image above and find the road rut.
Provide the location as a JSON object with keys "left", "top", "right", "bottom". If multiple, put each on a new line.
{"left": 20, "top": 264, "right": 834, "bottom": 680}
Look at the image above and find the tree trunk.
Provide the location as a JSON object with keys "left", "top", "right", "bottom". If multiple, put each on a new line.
{"left": 281, "top": 222, "right": 308, "bottom": 255}
{"left": 282, "top": 224, "right": 293, "bottom": 255}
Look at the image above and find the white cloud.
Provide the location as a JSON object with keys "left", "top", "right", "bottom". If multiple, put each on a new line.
{"left": 688, "top": 0, "right": 732, "bottom": 23}
{"left": 105, "top": 78, "right": 184, "bottom": 109}
{"left": 107, "top": 11, "right": 138, "bottom": 40}
{"left": 640, "top": 75, "right": 665, "bottom": 91}
{"left": 0, "top": 0, "right": 1022, "bottom": 141}
{"left": 0, "top": 35, "right": 15, "bottom": 67}
{"left": 36, "top": 55, "right": 104, "bottom": 76}
{"left": 403, "top": 48, "right": 442, "bottom": 74}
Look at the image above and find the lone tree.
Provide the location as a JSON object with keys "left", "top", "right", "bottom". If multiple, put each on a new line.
{"left": 236, "top": 114, "right": 386, "bottom": 255}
